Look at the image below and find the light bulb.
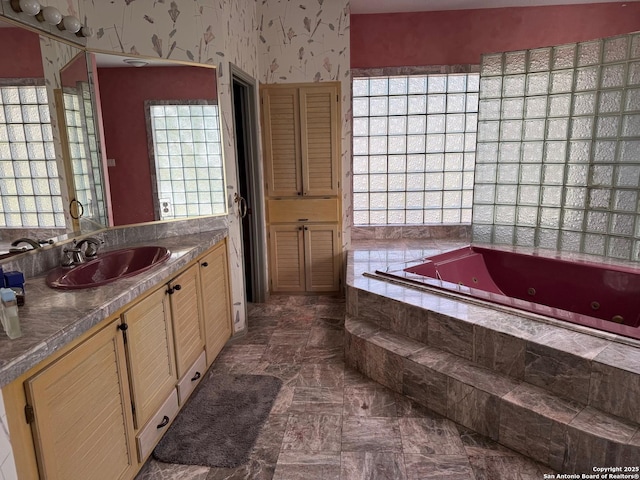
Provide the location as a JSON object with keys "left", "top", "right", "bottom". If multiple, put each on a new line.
{"left": 18, "top": 0, "right": 40, "bottom": 15}
{"left": 61, "top": 15, "right": 81, "bottom": 33}
{"left": 40, "top": 6, "right": 62, "bottom": 25}
{"left": 78, "top": 26, "right": 94, "bottom": 38}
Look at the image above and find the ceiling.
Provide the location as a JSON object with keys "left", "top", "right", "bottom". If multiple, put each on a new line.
{"left": 350, "top": 0, "right": 634, "bottom": 14}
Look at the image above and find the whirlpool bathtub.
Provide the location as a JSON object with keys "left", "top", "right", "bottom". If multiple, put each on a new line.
{"left": 374, "top": 245, "right": 640, "bottom": 341}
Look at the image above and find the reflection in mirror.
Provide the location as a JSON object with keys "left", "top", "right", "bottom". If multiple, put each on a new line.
{"left": 0, "top": 18, "right": 67, "bottom": 252}
{"left": 58, "top": 52, "right": 108, "bottom": 230}
{"left": 94, "top": 53, "right": 226, "bottom": 226}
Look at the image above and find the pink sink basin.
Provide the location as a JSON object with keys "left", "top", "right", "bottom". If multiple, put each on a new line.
{"left": 46, "top": 246, "right": 171, "bottom": 290}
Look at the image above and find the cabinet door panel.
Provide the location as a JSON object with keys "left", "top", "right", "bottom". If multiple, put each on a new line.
{"left": 123, "top": 287, "right": 177, "bottom": 428}
{"left": 25, "top": 320, "right": 136, "bottom": 480}
{"left": 300, "top": 86, "right": 339, "bottom": 196}
{"left": 269, "top": 224, "right": 305, "bottom": 292}
{"left": 199, "top": 241, "right": 232, "bottom": 366}
{"left": 169, "top": 264, "right": 204, "bottom": 378}
{"left": 304, "top": 224, "right": 340, "bottom": 292}
{"left": 262, "top": 87, "right": 302, "bottom": 197}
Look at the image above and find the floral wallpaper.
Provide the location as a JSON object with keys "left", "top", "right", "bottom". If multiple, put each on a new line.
{"left": 257, "top": 0, "right": 353, "bottom": 249}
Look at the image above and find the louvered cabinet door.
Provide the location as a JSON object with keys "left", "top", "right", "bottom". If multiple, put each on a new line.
{"left": 304, "top": 223, "right": 340, "bottom": 292}
{"left": 123, "top": 287, "right": 177, "bottom": 429}
{"left": 262, "top": 87, "right": 302, "bottom": 197}
{"left": 299, "top": 85, "right": 339, "bottom": 196}
{"left": 269, "top": 224, "right": 305, "bottom": 292}
{"left": 25, "top": 319, "right": 137, "bottom": 480}
{"left": 168, "top": 264, "right": 205, "bottom": 378}
{"left": 199, "top": 240, "right": 232, "bottom": 366}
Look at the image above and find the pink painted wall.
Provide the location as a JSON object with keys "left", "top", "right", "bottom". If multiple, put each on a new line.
{"left": 60, "top": 53, "right": 88, "bottom": 88}
{"left": 97, "top": 65, "right": 217, "bottom": 226}
{"left": 0, "top": 28, "right": 43, "bottom": 78}
{"left": 351, "top": 3, "right": 640, "bottom": 68}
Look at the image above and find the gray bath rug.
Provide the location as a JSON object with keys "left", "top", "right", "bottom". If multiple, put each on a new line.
{"left": 153, "top": 373, "right": 282, "bottom": 468}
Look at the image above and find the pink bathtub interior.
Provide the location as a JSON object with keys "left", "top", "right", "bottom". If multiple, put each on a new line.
{"left": 376, "top": 245, "right": 640, "bottom": 340}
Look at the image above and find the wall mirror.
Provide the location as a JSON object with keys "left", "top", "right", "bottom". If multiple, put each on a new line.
{"left": 92, "top": 52, "right": 227, "bottom": 226}
{"left": 0, "top": 16, "right": 102, "bottom": 256}
{"left": 58, "top": 52, "right": 108, "bottom": 232}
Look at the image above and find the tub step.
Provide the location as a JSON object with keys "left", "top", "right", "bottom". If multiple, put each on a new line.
{"left": 345, "top": 315, "right": 640, "bottom": 474}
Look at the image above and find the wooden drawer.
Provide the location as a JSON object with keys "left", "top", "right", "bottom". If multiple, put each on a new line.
{"left": 136, "top": 388, "right": 179, "bottom": 462}
{"left": 267, "top": 198, "right": 339, "bottom": 223}
{"left": 177, "top": 350, "right": 206, "bottom": 405}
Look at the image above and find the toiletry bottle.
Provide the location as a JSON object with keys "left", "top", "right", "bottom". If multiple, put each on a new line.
{"left": 0, "top": 288, "right": 21, "bottom": 339}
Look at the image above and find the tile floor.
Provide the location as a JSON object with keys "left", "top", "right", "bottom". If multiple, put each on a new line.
{"left": 136, "top": 295, "right": 554, "bottom": 480}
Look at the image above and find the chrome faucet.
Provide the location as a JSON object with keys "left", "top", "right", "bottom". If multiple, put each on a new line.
{"left": 61, "top": 237, "right": 102, "bottom": 267}
{"left": 76, "top": 237, "right": 102, "bottom": 259}
{"left": 10, "top": 237, "right": 41, "bottom": 251}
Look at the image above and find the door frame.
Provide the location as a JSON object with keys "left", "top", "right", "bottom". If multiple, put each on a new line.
{"left": 230, "top": 63, "right": 268, "bottom": 303}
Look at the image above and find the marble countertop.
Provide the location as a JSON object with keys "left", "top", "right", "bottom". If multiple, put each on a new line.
{"left": 0, "top": 229, "right": 227, "bottom": 388}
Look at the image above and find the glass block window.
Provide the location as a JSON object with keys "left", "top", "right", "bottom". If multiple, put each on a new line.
{"left": 0, "top": 85, "right": 64, "bottom": 228}
{"left": 352, "top": 74, "right": 479, "bottom": 225}
{"left": 149, "top": 103, "right": 225, "bottom": 219}
{"left": 474, "top": 32, "right": 640, "bottom": 261}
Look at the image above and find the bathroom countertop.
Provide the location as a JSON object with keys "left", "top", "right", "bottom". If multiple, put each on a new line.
{"left": 0, "top": 229, "right": 227, "bottom": 388}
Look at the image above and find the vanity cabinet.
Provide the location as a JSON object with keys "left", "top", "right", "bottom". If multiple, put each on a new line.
{"left": 167, "top": 264, "right": 205, "bottom": 379}
{"left": 5, "top": 239, "right": 233, "bottom": 480}
{"left": 122, "top": 286, "right": 177, "bottom": 429}
{"left": 24, "top": 318, "right": 137, "bottom": 480}
{"left": 199, "top": 239, "right": 232, "bottom": 366}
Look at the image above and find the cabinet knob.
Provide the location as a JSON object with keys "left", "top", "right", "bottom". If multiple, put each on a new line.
{"left": 304, "top": 227, "right": 308, "bottom": 231}
{"left": 201, "top": 262, "right": 209, "bottom": 267}
{"left": 167, "top": 284, "right": 182, "bottom": 295}
{"left": 298, "top": 226, "right": 303, "bottom": 231}
{"left": 156, "top": 415, "right": 170, "bottom": 429}
{"left": 297, "top": 192, "right": 301, "bottom": 196}
{"left": 117, "top": 323, "right": 128, "bottom": 331}
{"left": 191, "top": 371, "right": 201, "bottom": 382}
{"left": 174, "top": 284, "right": 182, "bottom": 291}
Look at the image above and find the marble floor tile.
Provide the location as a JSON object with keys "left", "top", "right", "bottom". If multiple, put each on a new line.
{"left": 394, "top": 393, "right": 436, "bottom": 418}
{"left": 342, "top": 416, "right": 403, "bottom": 452}
{"left": 232, "top": 325, "right": 276, "bottom": 345}
{"left": 343, "top": 385, "right": 397, "bottom": 417}
{"left": 468, "top": 454, "right": 551, "bottom": 480}
{"left": 340, "top": 452, "right": 407, "bottom": 480}
{"left": 272, "top": 452, "right": 341, "bottom": 480}
{"left": 289, "top": 386, "right": 344, "bottom": 414}
{"left": 297, "top": 363, "right": 345, "bottom": 388}
{"left": 269, "top": 331, "right": 310, "bottom": 345}
{"left": 136, "top": 294, "right": 559, "bottom": 480}
{"left": 403, "top": 454, "right": 475, "bottom": 480}
{"left": 281, "top": 414, "right": 343, "bottom": 452}
{"left": 399, "top": 417, "right": 466, "bottom": 455}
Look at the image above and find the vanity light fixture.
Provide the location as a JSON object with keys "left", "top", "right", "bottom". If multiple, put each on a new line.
{"left": 10, "top": 0, "right": 41, "bottom": 16}
{"left": 77, "top": 26, "right": 94, "bottom": 38}
{"left": 123, "top": 58, "right": 149, "bottom": 68}
{"left": 9, "top": 1, "right": 94, "bottom": 36}
{"left": 37, "top": 6, "right": 62, "bottom": 25}
{"left": 59, "top": 15, "right": 81, "bottom": 33}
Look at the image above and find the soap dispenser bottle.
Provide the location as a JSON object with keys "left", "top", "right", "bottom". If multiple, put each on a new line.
{"left": 0, "top": 288, "right": 21, "bottom": 339}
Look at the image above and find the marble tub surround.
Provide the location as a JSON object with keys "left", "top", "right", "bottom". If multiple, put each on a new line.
{"left": 351, "top": 224, "right": 471, "bottom": 241}
{"left": 0, "top": 215, "right": 228, "bottom": 280}
{"left": 135, "top": 295, "right": 551, "bottom": 480}
{"left": 346, "top": 240, "right": 640, "bottom": 473}
{"left": 0, "top": 227, "right": 227, "bottom": 387}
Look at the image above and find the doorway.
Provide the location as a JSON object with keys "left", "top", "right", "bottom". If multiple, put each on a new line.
{"left": 230, "top": 65, "right": 266, "bottom": 303}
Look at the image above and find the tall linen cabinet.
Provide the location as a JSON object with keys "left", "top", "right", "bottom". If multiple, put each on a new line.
{"left": 261, "top": 83, "right": 342, "bottom": 293}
